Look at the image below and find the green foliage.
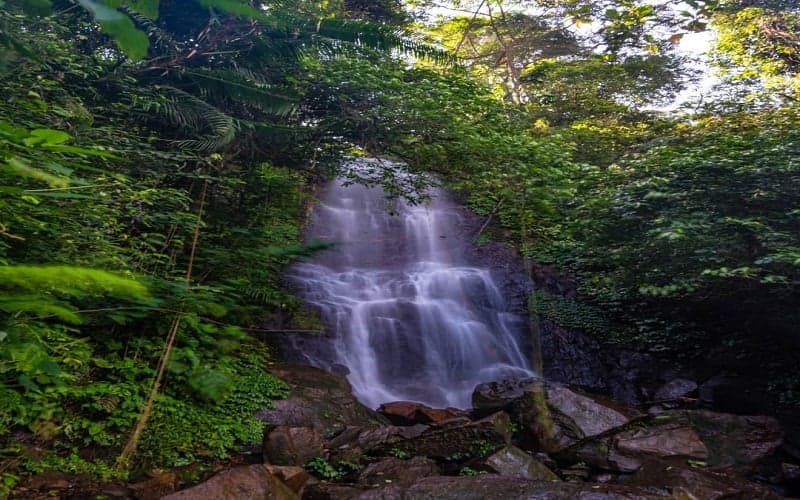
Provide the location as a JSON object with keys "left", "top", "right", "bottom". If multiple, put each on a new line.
{"left": 712, "top": 6, "right": 800, "bottom": 92}
{"left": 472, "top": 439, "right": 498, "bottom": 457}
{"left": 2, "top": 0, "right": 800, "bottom": 489}
{"left": 389, "top": 447, "right": 410, "bottom": 459}
{"left": 137, "top": 351, "right": 288, "bottom": 466}
{"left": 21, "top": 452, "right": 125, "bottom": 480}
{"left": 306, "top": 456, "right": 345, "bottom": 481}
{"left": 530, "top": 291, "right": 610, "bottom": 339}
{"left": 458, "top": 466, "right": 485, "bottom": 476}
{"left": 0, "top": 0, "right": 438, "bottom": 487}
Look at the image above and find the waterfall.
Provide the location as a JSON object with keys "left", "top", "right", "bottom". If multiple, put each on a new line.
{"left": 290, "top": 159, "right": 533, "bottom": 409}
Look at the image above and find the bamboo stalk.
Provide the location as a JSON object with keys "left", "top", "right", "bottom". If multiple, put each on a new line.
{"left": 116, "top": 180, "right": 208, "bottom": 470}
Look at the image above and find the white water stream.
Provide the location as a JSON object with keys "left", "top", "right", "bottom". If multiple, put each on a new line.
{"left": 290, "top": 160, "right": 532, "bottom": 409}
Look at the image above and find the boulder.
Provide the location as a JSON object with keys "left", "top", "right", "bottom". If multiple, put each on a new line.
{"left": 256, "top": 364, "right": 387, "bottom": 438}
{"left": 325, "top": 423, "right": 431, "bottom": 464}
{"left": 358, "top": 457, "right": 440, "bottom": 487}
{"left": 355, "top": 475, "right": 663, "bottom": 499}
{"left": 653, "top": 378, "right": 698, "bottom": 401}
{"left": 356, "top": 424, "right": 430, "bottom": 450}
{"left": 129, "top": 472, "right": 178, "bottom": 499}
{"left": 263, "top": 425, "right": 325, "bottom": 466}
{"left": 627, "top": 459, "right": 779, "bottom": 499}
{"left": 378, "top": 401, "right": 466, "bottom": 426}
{"left": 675, "top": 410, "right": 783, "bottom": 467}
{"left": 545, "top": 384, "right": 636, "bottom": 437}
{"left": 301, "top": 482, "right": 365, "bottom": 500}
{"left": 473, "top": 378, "right": 640, "bottom": 453}
{"left": 485, "top": 446, "right": 559, "bottom": 481}
{"left": 161, "top": 464, "right": 297, "bottom": 500}
{"left": 615, "top": 425, "right": 708, "bottom": 461}
{"left": 559, "top": 410, "right": 782, "bottom": 474}
{"left": 372, "top": 412, "right": 512, "bottom": 461}
{"left": 262, "top": 466, "right": 311, "bottom": 495}
{"left": 538, "top": 320, "right": 673, "bottom": 404}
{"left": 472, "top": 378, "right": 539, "bottom": 412}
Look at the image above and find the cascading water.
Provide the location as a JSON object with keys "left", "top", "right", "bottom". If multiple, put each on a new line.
{"left": 290, "top": 159, "right": 533, "bottom": 409}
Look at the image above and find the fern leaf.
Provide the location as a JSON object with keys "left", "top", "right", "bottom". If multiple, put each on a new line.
{"left": 185, "top": 68, "right": 297, "bottom": 116}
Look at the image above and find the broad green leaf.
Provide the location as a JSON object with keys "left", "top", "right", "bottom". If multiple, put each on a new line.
{"left": 28, "top": 128, "right": 70, "bottom": 145}
{"left": 76, "top": 0, "right": 149, "bottom": 60}
{"left": 3, "top": 157, "right": 70, "bottom": 188}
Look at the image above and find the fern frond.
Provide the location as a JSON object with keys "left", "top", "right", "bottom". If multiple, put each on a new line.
{"left": 184, "top": 68, "right": 297, "bottom": 116}
{"left": 141, "top": 86, "right": 238, "bottom": 152}
{"left": 312, "top": 19, "right": 452, "bottom": 65}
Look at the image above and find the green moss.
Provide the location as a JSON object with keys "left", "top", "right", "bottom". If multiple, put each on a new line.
{"left": 530, "top": 291, "right": 609, "bottom": 338}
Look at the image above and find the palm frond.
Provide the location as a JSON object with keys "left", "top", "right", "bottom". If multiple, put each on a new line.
{"left": 312, "top": 19, "right": 452, "bottom": 65}
{"left": 192, "top": 0, "right": 451, "bottom": 65}
{"left": 184, "top": 68, "right": 297, "bottom": 116}
{"left": 139, "top": 86, "right": 238, "bottom": 152}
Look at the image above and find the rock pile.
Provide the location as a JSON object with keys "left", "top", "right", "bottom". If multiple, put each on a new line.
{"left": 165, "top": 364, "right": 795, "bottom": 499}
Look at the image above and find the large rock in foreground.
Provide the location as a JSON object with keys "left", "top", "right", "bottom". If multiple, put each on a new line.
{"left": 627, "top": 459, "right": 779, "bottom": 499}
{"left": 354, "top": 475, "right": 661, "bottom": 499}
{"left": 473, "top": 378, "right": 641, "bottom": 452}
{"left": 263, "top": 425, "right": 325, "bottom": 466}
{"left": 560, "top": 409, "right": 783, "bottom": 474}
{"left": 485, "top": 446, "right": 560, "bottom": 481}
{"left": 257, "top": 364, "right": 387, "bottom": 438}
{"left": 357, "top": 457, "right": 440, "bottom": 488}
{"left": 370, "top": 411, "right": 512, "bottom": 460}
{"left": 161, "top": 464, "right": 300, "bottom": 500}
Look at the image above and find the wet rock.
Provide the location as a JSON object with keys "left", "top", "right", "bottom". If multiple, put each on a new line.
{"left": 615, "top": 425, "right": 708, "bottom": 460}
{"left": 26, "top": 473, "right": 72, "bottom": 491}
{"left": 303, "top": 482, "right": 365, "bottom": 500}
{"left": 653, "top": 378, "right": 698, "bottom": 401}
{"left": 485, "top": 446, "right": 559, "bottom": 481}
{"left": 539, "top": 321, "right": 610, "bottom": 396}
{"left": 263, "top": 465, "right": 311, "bottom": 495}
{"left": 256, "top": 364, "right": 387, "bottom": 438}
{"left": 472, "top": 378, "right": 539, "bottom": 413}
{"left": 355, "top": 475, "right": 662, "bottom": 499}
{"left": 600, "top": 349, "right": 674, "bottom": 405}
{"left": 538, "top": 317, "right": 681, "bottom": 406}
{"left": 698, "top": 373, "right": 734, "bottom": 406}
{"left": 378, "top": 401, "right": 466, "bottom": 426}
{"left": 567, "top": 423, "right": 709, "bottom": 473}
{"left": 545, "top": 384, "right": 636, "bottom": 438}
{"left": 358, "top": 457, "right": 440, "bottom": 487}
{"left": 162, "top": 464, "right": 297, "bottom": 500}
{"left": 372, "top": 412, "right": 511, "bottom": 461}
{"left": 473, "top": 378, "right": 639, "bottom": 453}
{"left": 627, "top": 459, "right": 779, "bottom": 499}
{"left": 129, "top": 472, "right": 178, "bottom": 499}
{"left": 674, "top": 410, "right": 783, "bottom": 467}
{"left": 100, "top": 484, "right": 135, "bottom": 498}
{"left": 264, "top": 426, "right": 325, "bottom": 466}
{"left": 560, "top": 410, "right": 782, "bottom": 475}
{"left": 561, "top": 463, "right": 592, "bottom": 482}
{"left": 355, "top": 424, "right": 429, "bottom": 451}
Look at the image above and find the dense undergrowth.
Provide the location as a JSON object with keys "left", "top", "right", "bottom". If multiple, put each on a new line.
{"left": 0, "top": 0, "right": 402, "bottom": 492}
{"left": 1, "top": 0, "right": 799, "bottom": 494}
